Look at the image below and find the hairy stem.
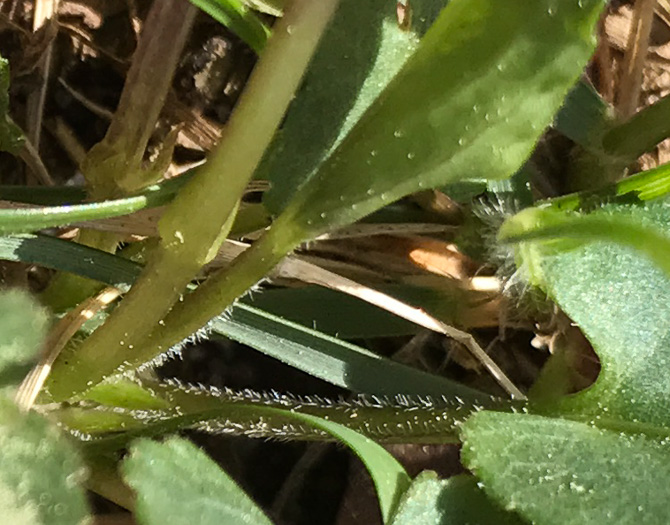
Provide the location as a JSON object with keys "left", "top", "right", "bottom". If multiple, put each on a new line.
{"left": 46, "top": 0, "right": 341, "bottom": 401}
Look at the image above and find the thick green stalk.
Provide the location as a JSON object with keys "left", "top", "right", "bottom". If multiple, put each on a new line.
{"left": 46, "top": 0, "right": 341, "bottom": 401}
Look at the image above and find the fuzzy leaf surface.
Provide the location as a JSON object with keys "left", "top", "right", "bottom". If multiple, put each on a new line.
{"left": 0, "top": 399, "right": 90, "bottom": 525}
{"left": 503, "top": 201, "right": 670, "bottom": 426}
{"left": 390, "top": 472, "right": 524, "bottom": 525}
{"left": 123, "top": 437, "right": 272, "bottom": 525}
{"left": 0, "top": 290, "right": 48, "bottom": 387}
{"left": 461, "top": 412, "right": 670, "bottom": 525}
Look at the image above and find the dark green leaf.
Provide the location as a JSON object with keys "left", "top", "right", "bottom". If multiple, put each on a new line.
{"left": 554, "top": 79, "right": 610, "bottom": 149}
{"left": 212, "top": 302, "right": 485, "bottom": 400}
{"left": 240, "top": 284, "right": 456, "bottom": 338}
{"left": 0, "top": 57, "right": 24, "bottom": 154}
{"left": 260, "top": 0, "right": 445, "bottom": 213}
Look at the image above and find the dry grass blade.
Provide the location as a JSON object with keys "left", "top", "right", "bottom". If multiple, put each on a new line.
{"left": 15, "top": 286, "right": 121, "bottom": 410}
{"left": 618, "top": 0, "right": 657, "bottom": 117}
{"left": 275, "top": 256, "right": 526, "bottom": 400}
{"left": 26, "top": 0, "right": 59, "bottom": 153}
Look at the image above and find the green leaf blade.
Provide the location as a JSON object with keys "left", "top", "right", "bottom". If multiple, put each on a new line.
{"left": 461, "top": 411, "right": 670, "bottom": 525}
{"left": 123, "top": 437, "right": 273, "bottom": 525}
{"left": 277, "top": 411, "right": 410, "bottom": 524}
{"left": 188, "top": 0, "right": 271, "bottom": 54}
{"left": 277, "top": 0, "right": 606, "bottom": 239}
{"left": 260, "top": 0, "right": 434, "bottom": 213}
{"left": 0, "top": 57, "right": 24, "bottom": 154}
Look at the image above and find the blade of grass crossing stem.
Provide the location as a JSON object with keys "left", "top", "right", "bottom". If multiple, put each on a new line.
{"left": 212, "top": 303, "right": 487, "bottom": 400}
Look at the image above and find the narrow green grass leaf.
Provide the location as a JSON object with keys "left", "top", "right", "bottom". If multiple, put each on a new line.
{"left": 461, "top": 412, "right": 670, "bottom": 525}
{"left": 0, "top": 170, "right": 190, "bottom": 206}
{"left": 240, "top": 284, "right": 462, "bottom": 338}
{"left": 0, "top": 290, "right": 48, "bottom": 387}
{"left": 0, "top": 235, "right": 141, "bottom": 288}
{"left": 189, "top": 0, "right": 271, "bottom": 53}
{"left": 274, "top": 0, "right": 605, "bottom": 239}
{"left": 545, "top": 162, "right": 670, "bottom": 212}
{"left": 0, "top": 185, "right": 87, "bottom": 206}
{"left": 213, "top": 302, "right": 485, "bottom": 400}
{"left": 553, "top": 79, "right": 611, "bottom": 150}
{"left": 603, "top": 91, "right": 670, "bottom": 161}
{"left": 0, "top": 398, "right": 90, "bottom": 525}
{"left": 123, "top": 437, "right": 273, "bottom": 525}
{"left": 0, "top": 198, "right": 162, "bottom": 235}
{"left": 246, "top": 0, "right": 282, "bottom": 16}
{"left": 390, "top": 472, "right": 524, "bottom": 525}
{"left": 287, "top": 411, "right": 410, "bottom": 524}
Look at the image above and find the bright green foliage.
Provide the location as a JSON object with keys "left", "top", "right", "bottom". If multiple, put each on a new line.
{"left": 0, "top": 57, "right": 24, "bottom": 154}
{"left": 390, "top": 472, "right": 524, "bottom": 525}
{"left": 462, "top": 412, "right": 670, "bottom": 524}
{"left": 188, "top": 1, "right": 271, "bottom": 53}
{"left": 0, "top": 290, "right": 48, "bottom": 387}
{"left": 123, "top": 437, "right": 273, "bottom": 525}
{"left": 274, "top": 0, "right": 606, "bottom": 240}
{"left": 0, "top": 398, "right": 90, "bottom": 525}
{"left": 260, "top": 0, "right": 445, "bottom": 213}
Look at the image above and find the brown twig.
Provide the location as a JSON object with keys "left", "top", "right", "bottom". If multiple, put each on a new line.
{"left": 617, "top": 0, "right": 656, "bottom": 118}
{"left": 25, "top": 0, "right": 59, "bottom": 159}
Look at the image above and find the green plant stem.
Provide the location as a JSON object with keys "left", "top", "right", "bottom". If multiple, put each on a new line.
{"left": 603, "top": 86, "right": 670, "bottom": 162}
{"left": 46, "top": 0, "right": 341, "bottom": 402}
{"left": 56, "top": 383, "right": 506, "bottom": 445}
